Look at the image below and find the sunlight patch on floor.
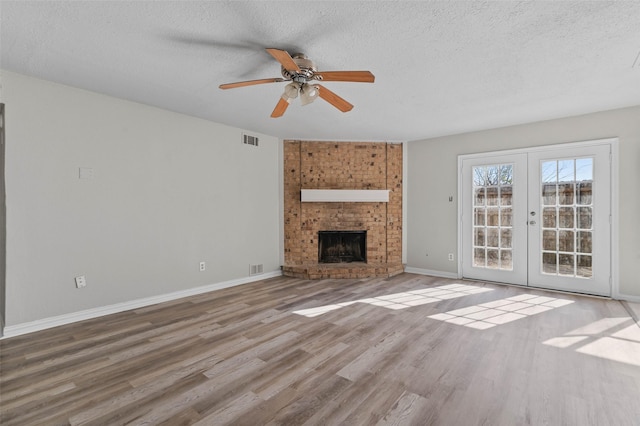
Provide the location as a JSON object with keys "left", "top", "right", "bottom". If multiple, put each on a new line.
{"left": 427, "top": 294, "right": 574, "bottom": 330}
{"left": 544, "top": 318, "right": 640, "bottom": 367}
{"left": 292, "top": 284, "right": 493, "bottom": 318}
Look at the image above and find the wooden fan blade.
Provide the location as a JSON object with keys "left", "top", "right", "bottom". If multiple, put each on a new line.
{"left": 315, "top": 71, "right": 375, "bottom": 83}
{"left": 271, "top": 97, "right": 290, "bottom": 118}
{"left": 317, "top": 85, "right": 353, "bottom": 113}
{"left": 219, "top": 78, "right": 284, "bottom": 90}
{"left": 266, "top": 48, "right": 301, "bottom": 72}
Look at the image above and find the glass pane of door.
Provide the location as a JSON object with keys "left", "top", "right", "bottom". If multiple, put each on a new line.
{"left": 539, "top": 158, "right": 593, "bottom": 278}
{"left": 472, "top": 164, "right": 513, "bottom": 270}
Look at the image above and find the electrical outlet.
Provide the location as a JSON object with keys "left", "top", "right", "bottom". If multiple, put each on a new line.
{"left": 199, "top": 261, "right": 206, "bottom": 272}
{"left": 448, "top": 253, "right": 454, "bottom": 261}
{"left": 75, "top": 275, "right": 86, "bottom": 288}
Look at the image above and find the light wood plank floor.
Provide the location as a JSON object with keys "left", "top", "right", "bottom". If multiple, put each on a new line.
{"left": 2, "top": 273, "right": 640, "bottom": 425}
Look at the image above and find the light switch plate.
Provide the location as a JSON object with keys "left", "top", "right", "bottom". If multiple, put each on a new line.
{"left": 79, "top": 167, "right": 94, "bottom": 179}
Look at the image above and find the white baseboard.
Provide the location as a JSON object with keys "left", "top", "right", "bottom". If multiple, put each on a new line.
{"left": 404, "top": 267, "right": 459, "bottom": 280}
{"left": 614, "top": 292, "right": 640, "bottom": 303}
{"left": 1, "top": 271, "right": 282, "bottom": 339}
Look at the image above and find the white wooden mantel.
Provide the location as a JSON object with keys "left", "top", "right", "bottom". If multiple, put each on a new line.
{"left": 300, "top": 189, "right": 390, "bottom": 203}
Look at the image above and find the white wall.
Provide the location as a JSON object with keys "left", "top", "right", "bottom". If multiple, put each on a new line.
{"left": 0, "top": 103, "right": 5, "bottom": 327}
{"left": 1, "top": 71, "right": 282, "bottom": 327}
{"left": 407, "top": 106, "right": 640, "bottom": 299}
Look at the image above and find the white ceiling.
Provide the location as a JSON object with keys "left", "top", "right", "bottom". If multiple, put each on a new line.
{"left": 2, "top": 1, "right": 639, "bottom": 142}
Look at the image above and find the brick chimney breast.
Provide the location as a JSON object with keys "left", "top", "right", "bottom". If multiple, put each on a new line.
{"left": 283, "top": 141, "right": 403, "bottom": 279}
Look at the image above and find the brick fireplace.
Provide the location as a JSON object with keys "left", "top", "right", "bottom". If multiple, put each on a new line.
{"left": 283, "top": 141, "right": 403, "bottom": 279}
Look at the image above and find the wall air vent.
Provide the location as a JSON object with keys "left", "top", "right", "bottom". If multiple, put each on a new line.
{"left": 250, "top": 264, "right": 264, "bottom": 275}
{"left": 243, "top": 133, "right": 259, "bottom": 147}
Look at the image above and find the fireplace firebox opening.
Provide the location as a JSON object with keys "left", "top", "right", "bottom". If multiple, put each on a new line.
{"left": 318, "top": 230, "right": 366, "bottom": 264}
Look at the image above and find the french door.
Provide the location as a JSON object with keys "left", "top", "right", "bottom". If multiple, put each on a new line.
{"left": 461, "top": 142, "right": 612, "bottom": 296}
{"left": 461, "top": 153, "right": 528, "bottom": 286}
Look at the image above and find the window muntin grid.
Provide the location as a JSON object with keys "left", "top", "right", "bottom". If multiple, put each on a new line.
{"left": 472, "top": 164, "right": 513, "bottom": 270}
{"left": 540, "top": 158, "right": 593, "bottom": 278}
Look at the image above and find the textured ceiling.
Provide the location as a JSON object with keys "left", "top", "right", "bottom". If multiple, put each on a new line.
{"left": 1, "top": 1, "right": 639, "bottom": 142}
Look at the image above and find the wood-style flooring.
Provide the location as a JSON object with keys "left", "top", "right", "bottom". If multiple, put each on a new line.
{"left": 1, "top": 273, "right": 640, "bottom": 425}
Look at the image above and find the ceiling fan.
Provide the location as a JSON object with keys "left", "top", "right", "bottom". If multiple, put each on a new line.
{"left": 219, "top": 48, "right": 375, "bottom": 118}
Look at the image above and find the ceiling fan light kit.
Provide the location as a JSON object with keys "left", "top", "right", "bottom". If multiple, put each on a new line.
{"left": 300, "top": 84, "right": 319, "bottom": 106}
{"left": 219, "top": 48, "right": 374, "bottom": 117}
{"left": 282, "top": 82, "right": 300, "bottom": 100}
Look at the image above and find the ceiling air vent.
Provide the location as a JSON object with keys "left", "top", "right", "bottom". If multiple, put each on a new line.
{"left": 243, "top": 133, "right": 259, "bottom": 147}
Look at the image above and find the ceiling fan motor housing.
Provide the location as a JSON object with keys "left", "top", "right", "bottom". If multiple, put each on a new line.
{"left": 281, "top": 53, "right": 319, "bottom": 82}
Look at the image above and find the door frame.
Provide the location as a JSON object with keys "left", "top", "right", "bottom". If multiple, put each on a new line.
{"left": 457, "top": 138, "right": 619, "bottom": 297}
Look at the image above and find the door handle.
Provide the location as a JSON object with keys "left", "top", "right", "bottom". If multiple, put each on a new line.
{"left": 529, "top": 220, "right": 536, "bottom": 225}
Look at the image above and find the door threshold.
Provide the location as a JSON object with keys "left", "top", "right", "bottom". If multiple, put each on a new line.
{"left": 460, "top": 277, "right": 611, "bottom": 300}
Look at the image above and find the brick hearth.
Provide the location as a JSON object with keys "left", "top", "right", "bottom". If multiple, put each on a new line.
{"left": 283, "top": 141, "right": 403, "bottom": 279}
